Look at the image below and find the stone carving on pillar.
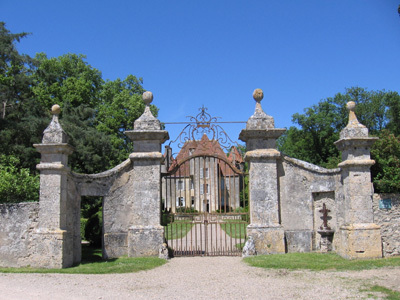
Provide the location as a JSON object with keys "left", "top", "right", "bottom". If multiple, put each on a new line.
{"left": 334, "top": 101, "right": 382, "bottom": 259}
{"left": 125, "top": 91, "right": 169, "bottom": 257}
{"left": 33, "top": 105, "right": 75, "bottom": 268}
{"left": 239, "top": 89, "right": 286, "bottom": 255}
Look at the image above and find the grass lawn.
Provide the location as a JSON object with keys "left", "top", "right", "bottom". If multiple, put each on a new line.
{"left": 245, "top": 253, "right": 400, "bottom": 299}
{"left": 220, "top": 220, "right": 247, "bottom": 239}
{"left": 0, "top": 245, "right": 167, "bottom": 274}
{"left": 164, "top": 220, "right": 194, "bottom": 240}
{"left": 362, "top": 285, "right": 400, "bottom": 300}
{"left": 244, "top": 252, "right": 400, "bottom": 271}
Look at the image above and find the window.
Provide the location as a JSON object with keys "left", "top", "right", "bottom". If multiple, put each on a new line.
{"left": 176, "top": 197, "right": 185, "bottom": 207}
{"left": 200, "top": 168, "right": 209, "bottom": 179}
{"left": 191, "top": 196, "right": 195, "bottom": 207}
{"left": 190, "top": 178, "right": 194, "bottom": 190}
{"left": 177, "top": 180, "right": 184, "bottom": 190}
{"left": 200, "top": 184, "right": 209, "bottom": 194}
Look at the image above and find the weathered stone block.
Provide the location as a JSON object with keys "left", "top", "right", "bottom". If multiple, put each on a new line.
{"left": 128, "top": 225, "right": 164, "bottom": 257}
{"left": 285, "top": 230, "right": 313, "bottom": 253}
{"left": 336, "top": 224, "right": 382, "bottom": 259}
{"left": 103, "top": 232, "right": 128, "bottom": 258}
{"left": 247, "top": 225, "right": 285, "bottom": 254}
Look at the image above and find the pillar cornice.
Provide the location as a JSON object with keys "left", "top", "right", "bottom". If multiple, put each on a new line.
{"left": 129, "top": 152, "right": 164, "bottom": 161}
{"left": 239, "top": 128, "right": 286, "bottom": 142}
{"left": 33, "top": 143, "right": 74, "bottom": 155}
{"left": 334, "top": 137, "right": 378, "bottom": 151}
{"left": 125, "top": 130, "right": 169, "bottom": 144}
{"left": 245, "top": 149, "right": 281, "bottom": 160}
{"left": 338, "top": 159, "right": 375, "bottom": 168}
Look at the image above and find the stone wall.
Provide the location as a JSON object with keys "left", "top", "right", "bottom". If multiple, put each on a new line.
{"left": 279, "top": 156, "right": 341, "bottom": 253}
{"left": 103, "top": 167, "right": 135, "bottom": 258}
{"left": 72, "top": 158, "right": 135, "bottom": 259}
{"left": 0, "top": 202, "right": 39, "bottom": 267}
{"left": 373, "top": 193, "right": 400, "bottom": 257}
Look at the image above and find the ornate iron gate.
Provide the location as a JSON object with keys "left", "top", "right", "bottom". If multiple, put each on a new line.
{"left": 161, "top": 107, "right": 249, "bottom": 256}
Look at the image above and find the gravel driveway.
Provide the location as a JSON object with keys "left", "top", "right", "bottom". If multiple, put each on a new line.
{"left": 1, "top": 257, "right": 399, "bottom": 300}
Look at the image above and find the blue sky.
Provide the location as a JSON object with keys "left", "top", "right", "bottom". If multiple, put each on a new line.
{"left": 2, "top": 1, "right": 400, "bottom": 149}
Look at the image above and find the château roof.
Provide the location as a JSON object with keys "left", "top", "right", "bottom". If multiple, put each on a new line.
{"left": 166, "top": 134, "right": 243, "bottom": 177}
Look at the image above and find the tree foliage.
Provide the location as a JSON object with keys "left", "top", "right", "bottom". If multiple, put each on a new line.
{"left": 0, "top": 22, "right": 35, "bottom": 120}
{"left": 81, "top": 196, "right": 103, "bottom": 246}
{"left": 0, "top": 154, "right": 39, "bottom": 203}
{"left": 32, "top": 53, "right": 103, "bottom": 110}
{"left": 279, "top": 87, "right": 400, "bottom": 192}
{"left": 96, "top": 75, "right": 158, "bottom": 165}
{"left": 371, "top": 130, "right": 400, "bottom": 193}
{"left": 0, "top": 22, "right": 44, "bottom": 170}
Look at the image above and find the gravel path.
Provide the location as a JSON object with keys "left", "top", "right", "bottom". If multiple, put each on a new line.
{"left": 1, "top": 257, "right": 399, "bottom": 300}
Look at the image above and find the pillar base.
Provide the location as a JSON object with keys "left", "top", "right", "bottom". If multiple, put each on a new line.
{"left": 336, "top": 223, "right": 382, "bottom": 259}
{"left": 247, "top": 224, "right": 285, "bottom": 254}
{"left": 128, "top": 225, "right": 164, "bottom": 257}
{"left": 32, "top": 229, "right": 73, "bottom": 268}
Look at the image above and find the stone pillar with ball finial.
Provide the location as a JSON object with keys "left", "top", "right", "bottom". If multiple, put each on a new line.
{"left": 124, "top": 91, "right": 169, "bottom": 257}
{"left": 334, "top": 101, "right": 382, "bottom": 259}
{"left": 239, "top": 89, "right": 286, "bottom": 254}
{"left": 33, "top": 104, "right": 76, "bottom": 268}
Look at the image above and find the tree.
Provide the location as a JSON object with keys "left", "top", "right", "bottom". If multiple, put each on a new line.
{"left": 0, "top": 22, "right": 35, "bottom": 119}
{"left": 60, "top": 104, "right": 117, "bottom": 174}
{"left": 371, "top": 130, "right": 400, "bottom": 193}
{"left": 385, "top": 92, "right": 400, "bottom": 135}
{"left": 278, "top": 94, "right": 347, "bottom": 168}
{"left": 0, "top": 23, "right": 44, "bottom": 171}
{"left": 96, "top": 75, "right": 158, "bottom": 165}
{"left": 32, "top": 53, "right": 103, "bottom": 110}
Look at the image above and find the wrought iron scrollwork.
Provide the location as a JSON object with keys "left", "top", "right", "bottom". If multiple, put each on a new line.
{"left": 168, "top": 106, "right": 240, "bottom": 150}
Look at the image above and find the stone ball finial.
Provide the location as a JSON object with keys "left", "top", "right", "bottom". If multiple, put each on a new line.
{"left": 51, "top": 104, "right": 61, "bottom": 115}
{"left": 253, "top": 89, "right": 264, "bottom": 102}
{"left": 347, "top": 101, "right": 356, "bottom": 112}
{"left": 143, "top": 91, "right": 153, "bottom": 106}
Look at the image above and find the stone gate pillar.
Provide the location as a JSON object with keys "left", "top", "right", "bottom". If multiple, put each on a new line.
{"left": 125, "top": 91, "right": 169, "bottom": 256}
{"left": 33, "top": 105, "right": 75, "bottom": 268}
{"left": 334, "top": 101, "right": 382, "bottom": 259}
{"left": 239, "top": 89, "right": 286, "bottom": 254}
